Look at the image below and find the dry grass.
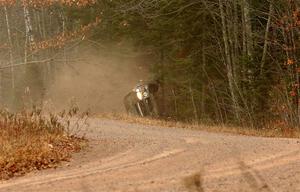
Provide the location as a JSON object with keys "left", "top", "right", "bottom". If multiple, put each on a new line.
{"left": 0, "top": 108, "right": 87, "bottom": 180}
{"left": 97, "top": 113, "right": 300, "bottom": 139}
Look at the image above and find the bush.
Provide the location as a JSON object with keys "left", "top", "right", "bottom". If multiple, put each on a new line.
{"left": 0, "top": 108, "right": 87, "bottom": 180}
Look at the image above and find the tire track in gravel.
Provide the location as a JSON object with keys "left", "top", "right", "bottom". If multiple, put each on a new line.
{"left": 0, "top": 148, "right": 185, "bottom": 190}
{"left": 205, "top": 149, "right": 300, "bottom": 180}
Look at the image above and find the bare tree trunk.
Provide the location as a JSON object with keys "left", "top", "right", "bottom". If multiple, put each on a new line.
{"left": 4, "top": 6, "right": 15, "bottom": 90}
{"left": 23, "top": 5, "right": 34, "bottom": 64}
{"left": 159, "top": 37, "right": 166, "bottom": 116}
{"left": 201, "top": 45, "right": 206, "bottom": 118}
{"left": 41, "top": 8, "right": 47, "bottom": 38}
{"left": 226, "top": 1, "right": 237, "bottom": 80}
{"left": 219, "top": 0, "right": 240, "bottom": 122}
{"left": 0, "top": 62, "right": 2, "bottom": 105}
{"left": 171, "top": 89, "right": 178, "bottom": 119}
{"left": 241, "top": 0, "right": 253, "bottom": 59}
{"left": 282, "top": 28, "right": 294, "bottom": 125}
{"left": 260, "top": 3, "right": 273, "bottom": 75}
{"left": 60, "top": 9, "right": 68, "bottom": 66}
{"left": 233, "top": 0, "right": 239, "bottom": 58}
{"left": 23, "top": 5, "right": 39, "bottom": 108}
{"left": 24, "top": 5, "right": 34, "bottom": 48}
{"left": 189, "top": 80, "right": 198, "bottom": 121}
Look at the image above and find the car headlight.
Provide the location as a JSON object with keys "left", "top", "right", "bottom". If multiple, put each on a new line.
{"left": 137, "top": 92, "right": 143, "bottom": 100}
{"left": 143, "top": 92, "right": 149, "bottom": 97}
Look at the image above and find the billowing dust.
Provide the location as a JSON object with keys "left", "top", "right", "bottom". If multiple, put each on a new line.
{"left": 44, "top": 45, "right": 151, "bottom": 113}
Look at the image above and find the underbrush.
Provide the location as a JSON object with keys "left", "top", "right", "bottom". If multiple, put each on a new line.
{"left": 98, "top": 113, "right": 300, "bottom": 139}
{"left": 0, "top": 108, "right": 88, "bottom": 180}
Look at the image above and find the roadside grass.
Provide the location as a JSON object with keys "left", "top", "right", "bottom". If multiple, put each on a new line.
{"left": 97, "top": 113, "right": 300, "bottom": 139}
{"left": 0, "top": 108, "right": 88, "bottom": 180}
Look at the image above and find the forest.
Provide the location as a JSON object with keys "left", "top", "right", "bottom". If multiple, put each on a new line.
{"left": 0, "top": 0, "right": 300, "bottom": 129}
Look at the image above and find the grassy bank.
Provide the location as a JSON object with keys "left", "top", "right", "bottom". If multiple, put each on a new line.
{"left": 98, "top": 113, "right": 300, "bottom": 139}
{"left": 0, "top": 109, "right": 87, "bottom": 180}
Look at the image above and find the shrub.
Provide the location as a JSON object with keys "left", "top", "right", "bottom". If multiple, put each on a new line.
{"left": 0, "top": 108, "right": 87, "bottom": 180}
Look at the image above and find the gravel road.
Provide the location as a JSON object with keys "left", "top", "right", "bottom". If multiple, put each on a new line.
{"left": 0, "top": 119, "right": 300, "bottom": 192}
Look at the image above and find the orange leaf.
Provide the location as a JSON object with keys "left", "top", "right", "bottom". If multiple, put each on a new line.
{"left": 290, "top": 91, "right": 297, "bottom": 97}
{"left": 287, "top": 58, "right": 295, "bottom": 65}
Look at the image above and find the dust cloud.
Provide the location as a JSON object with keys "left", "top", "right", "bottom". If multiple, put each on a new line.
{"left": 44, "top": 44, "right": 151, "bottom": 114}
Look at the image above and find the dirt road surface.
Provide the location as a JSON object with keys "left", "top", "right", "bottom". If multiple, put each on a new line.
{"left": 1, "top": 119, "right": 300, "bottom": 192}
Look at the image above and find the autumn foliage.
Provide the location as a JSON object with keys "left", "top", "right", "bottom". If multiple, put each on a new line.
{"left": 30, "top": 17, "right": 101, "bottom": 51}
{"left": 1, "top": 0, "right": 98, "bottom": 52}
